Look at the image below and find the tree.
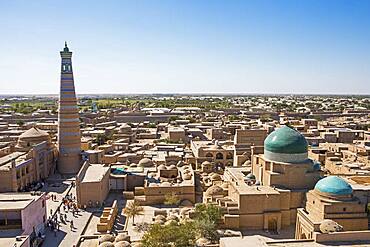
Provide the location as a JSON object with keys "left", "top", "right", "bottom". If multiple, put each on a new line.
{"left": 141, "top": 203, "right": 222, "bottom": 246}
{"left": 95, "top": 133, "right": 108, "bottom": 145}
{"left": 141, "top": 221, "right": 197, "bottom": 247}
{"left": 147, "top": 122, "right": 157, "bottom": 128}
{"left": 194, "top": 203, "right": 222, "bottom": 241}
{"left": 164, "top": 192, "right": 180, "bottom": 206}
{"left": 123, "top": 200, "right": 143, "bottom": 225}
{"left": 16, "top": 120, "right": 24, "bottom": 126}
{"left": 194, "top": 203, "right": 222, "bottom": 224}
{"left": 168, "top": 116, "right": 179, "bottom": 123}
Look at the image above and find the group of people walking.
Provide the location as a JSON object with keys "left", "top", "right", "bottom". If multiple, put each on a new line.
{"left": 46, "top": 185, "right": 79, "bottom": 237}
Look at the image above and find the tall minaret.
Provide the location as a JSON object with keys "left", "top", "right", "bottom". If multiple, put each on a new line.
{"left": 57, "top": 42, "right": 81, "bottom": 174}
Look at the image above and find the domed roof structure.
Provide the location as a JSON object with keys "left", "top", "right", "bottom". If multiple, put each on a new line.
{"left": 315, "top": 176, "right": 353, "bottom": 196}
{"left": 99, "top": 243, "right": 114, "bottom": 247}
{"left": 155, "top": 215, "right": 166, "bottom": 221}
{"left": 157, "top": 164, "right": 166, "bottom": 170}
{"left": 99, "top": 234, "right": 115, "bottom": 244}
{"left": 205, "top": 185, "right": 224, "bottom": 197}
{"left": 19, "top": 127, "right": 49, "bottom": 140}
{"left": 264, "top": 125, "right": 308, "bottom": 163}
{"left": 161, "top": 181, "right": 171, "bottom": 187}
{"left": 210, "top": 173, "right": 222, "bottom": 181}
{"left": 16, "top": 127, "right": 50, "bottom": 150}
{"left": 115, "top": 233, "right": 130, "bottom": 243}
{"left": 138, "top": 158, "right": 153, "bottom": 167}
{"left": 168, "top": 164, "right": 177, "bottom": 170}
{"left": 114, "top": 241, "right": 131, "bottom": 247}
{"left": 319, "top": 219, "right": 343, "bottom": 233}
{"left": 202, "top": 161, "right": 212, "bottom": 166}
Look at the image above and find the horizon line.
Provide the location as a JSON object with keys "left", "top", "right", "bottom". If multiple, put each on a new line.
{"left": 0, "top": 93, "right": 369, "bottom": 97}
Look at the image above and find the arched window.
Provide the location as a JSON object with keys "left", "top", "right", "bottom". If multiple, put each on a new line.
{"left": 205, "top": 153, "right": 213, "bottom": 158}
{"left": 226, "top": 152, "right": 233, "bottom": 159}
{"left": 216, "top": 152, "right": 223, "bottom": 160}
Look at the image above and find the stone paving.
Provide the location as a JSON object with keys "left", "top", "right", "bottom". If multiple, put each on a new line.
{"left": 41, "top": 179, "right": 92, "bottom": 247}
{"left": 125, "top": 204, "right": 169, "bottom": 242}
{"left": 42, "top": 208, "right": 91, "bottom": 247}
{"left": 42, "top": 180, "right": 72, "bottom": 219}
{"left": 38, "top": 177, "right": 131, "bottom": 247}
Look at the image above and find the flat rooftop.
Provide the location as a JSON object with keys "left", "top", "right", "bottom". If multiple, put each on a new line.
{"left": 0, "top": 230, "right": 28, "bottom": 247}
{"left": 236, "top": 184, "right": 280, "bottom": 195}
{"left": 0, "top": 151, "right": 25, "bottom": 167}
{"left": 0, "top": 192, "right": 44, "bottom": 210}
{"left": 225, "top": 167, "right": 252, "bottom": 183}
{"left": 81, "top": 164, "right": 109, "bottom": 183}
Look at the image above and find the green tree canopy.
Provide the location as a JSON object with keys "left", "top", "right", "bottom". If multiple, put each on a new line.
{"left": 141, "top": 203, "right": 222, "bottom": 247}
{"left": 141, "top": 221, "right": 197, "bottom": 247}
{"left": 193, "top": 203, "right": 222, "bottom": 241}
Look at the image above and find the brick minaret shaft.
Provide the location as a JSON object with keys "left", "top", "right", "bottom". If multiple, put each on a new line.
{"left": 57, "top": 42, "right": 81, "bottom": 174}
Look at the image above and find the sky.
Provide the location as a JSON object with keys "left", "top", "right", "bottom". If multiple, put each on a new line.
{"left": 0, "top": 0, "right": 369, "bottom": 95}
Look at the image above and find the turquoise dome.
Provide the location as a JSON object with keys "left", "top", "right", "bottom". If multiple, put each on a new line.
{"left": 315, "top": 176, "right": 353, "bottom": 196}
{"left": 264, "top": 125, "right": 308, "bottom": 154}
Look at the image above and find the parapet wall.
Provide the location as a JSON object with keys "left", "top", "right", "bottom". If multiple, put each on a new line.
{"left": 313, "top": 230, "right": 370, "bottom": 243}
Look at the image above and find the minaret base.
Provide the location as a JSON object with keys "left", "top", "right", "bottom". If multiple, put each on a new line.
{"left": 58, "top": 154, "right": 81, "bottom": 174}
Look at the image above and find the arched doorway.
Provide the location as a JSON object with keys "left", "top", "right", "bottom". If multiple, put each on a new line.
{"left": 268, "top": 219, "right": 278, "bottom": 234}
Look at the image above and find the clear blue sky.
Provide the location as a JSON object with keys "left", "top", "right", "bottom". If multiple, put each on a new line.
{"left": 0, "top": 0, "right": 369, "bottom": 94}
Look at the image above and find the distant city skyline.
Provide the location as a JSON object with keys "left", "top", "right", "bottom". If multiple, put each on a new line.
{"left": 1, "top": 0, "right": 370, "bottom": 94}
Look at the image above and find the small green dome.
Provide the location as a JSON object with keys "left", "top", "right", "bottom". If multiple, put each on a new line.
{"left": 315, "top": 176, "right": 353, "bottom": 196}
{"left": 264, "top": 126, "right": 308, "bottom": 154}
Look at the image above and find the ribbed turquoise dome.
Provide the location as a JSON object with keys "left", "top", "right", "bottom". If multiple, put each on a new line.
{"left": 264, "top": 125, "right": 308, "bottom": 154}
{"left": 315, "top": 176, "right": 353, "bottom": 196}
